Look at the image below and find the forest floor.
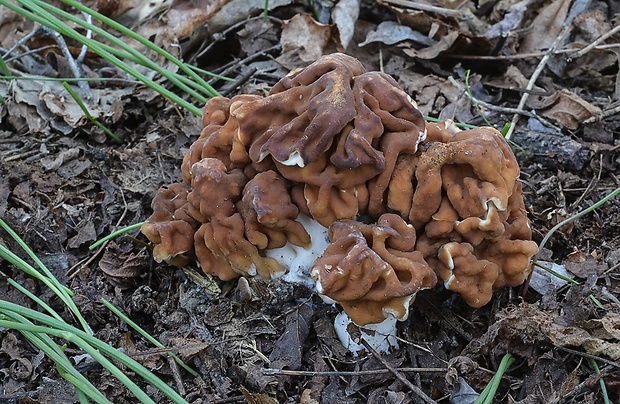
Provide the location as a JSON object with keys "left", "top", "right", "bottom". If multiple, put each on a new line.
{"left": 1, "top": 0, "right": 620, "bottom": 403}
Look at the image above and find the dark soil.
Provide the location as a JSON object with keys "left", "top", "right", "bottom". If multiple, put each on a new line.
{"left": 1, "top": 1, "right": 620, "bottom": 403}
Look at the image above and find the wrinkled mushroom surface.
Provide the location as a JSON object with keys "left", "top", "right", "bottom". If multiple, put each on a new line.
{"left": 142, "top": 53, "right": 537, "bottom": 327}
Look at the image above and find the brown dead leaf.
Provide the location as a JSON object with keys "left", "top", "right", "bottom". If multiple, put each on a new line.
{"left": 95, "top": 0, "right": 142, "bottom": 18}
{"left": 546, "top": 322, "right": 620, "bottom": 360}
{"left": 207, "top": 0, "right": 293, "bottom": 34}
{"left": 572, "top": 9, "right": 612, "bottom": 43}
{"left": 332, "top": 0, "right": 360, "bottom": 50}
{"left": 564, "top": 254, "right": 606, "bottom": 278}
{"left": 402, "top": 30, "right": 459, "bottom": 60}
{"left": 268, "top": 302, "right": 313, "bottom": 370}
{"left": 580, "top": 314, "right": 620, "bottom": 340}
{"left": 41, "top": 147, "right": 81, "bottom": 172}
{"left": 464, "top": 303, "right": 620, "bottom": 363}
{"left": 300, "top": 389, "right": 320, "bottom": 404}
{"left": 1, "top": 333, "right": 22, "bottom": 361}
{"left": 398, "top": 72, "right": 474, "bottom": 122}
{"left": 167, "top": 338, "right": 212, "bottom": 358}
{"left": 527, "top": 89, "right": 601, "bottom": 130}
{"left": 520, "top": 0, "right": 571, "bottom": 53}
{"left": 359, "top": 21, "right": 435, "bottom": 47}
{"left": 484, "top": 0, "right": 531, "bottom": 39}
{"left": 280, "top": 14, "right": 339, "bottom": 62}
{"left": 67, "top": 221, "right": 97, "bottom": 249}
{"left": 237, "top": 19, "right": 279, "bottom": 56}
{"left": 240, "top": 385, "right": 278, "bottom": 404}
{"left": 203, "top": 299, "right": 234, "bottom": 327}
{"left": 485, "top": 65, "right": 545, "bottom": 93}
{"left": 99, "top": 242, "right": 148, "bottom": 286}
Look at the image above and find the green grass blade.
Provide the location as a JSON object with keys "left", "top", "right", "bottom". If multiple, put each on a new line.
{"left": 0, "top": 0, "right": 203, "bottom": 116}
{"left": 89, "top": 222, "right": 144, "bottom": 250}
{"left": 0, "top": 312, "right": 110, "bottom": 403}
{"left": 62, "top": 81, "right": 123, "bottom": 143}
{"left": 0, "top": 300, "right": 188, "bottom": 404}
{"left": 474, "top": 353, "right": 515, "bottom": 404}
{"left": 59, "top": 0, "right": 220, "bottom": 97}
{"left": 25, "top": 0, "right": 218, "bottom": 103}
{"left": 590, "top": 359, "right": 610, "bottom": 404}
{"left": 0, "top": 217, "right": 91, "bottom": 334}
{"left": 101, "top": 298, "right": 200, "bottom": 377}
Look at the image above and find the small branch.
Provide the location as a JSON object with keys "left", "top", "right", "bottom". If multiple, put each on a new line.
{"left": 448, "top": 76, "right": 560, "bottom": 130}
{"left": 445, "top": 43, "right": 620, "bottom": 61}
{"left": 555, "top": 346, "right": 620, "bottom": 370}
{"left": 362, "top": 340, "right": 437, "bottom": 404}
{"left": 583, "top": 103, "right": 620, "bottom": 124}
{"left": 41, "top": 26, "right": 92, "bottom": 101}
{"left": 568, "top": 24, "right": 620, "bottom": 61}
{"left": 76, "top": 11, "right": 93, "bottom": 65}
{"left": 378, "top": 0, "right": 465, "bottom": 18}
{"left": 504, "top": 23, "right": 572, "bottom": 140}
{"left": 262, "top": 367, "right": 448, "bottom": 377}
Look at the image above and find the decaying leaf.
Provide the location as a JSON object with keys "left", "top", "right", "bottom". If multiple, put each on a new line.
{"left": 99, "top": 241, "right": 149, "bottom": 286}
{"left": 520, "top": 0, "right": 571, "bottom": 54}
{"left": 398, "top": 71, "right": 474, "bottom": 121}
{"left": 527, "top": 89, "right": 602, "bottom": 130}
{"left": 332, "top": 0, "right": 360, "bottom": 50}
{"left": 268, "top": 302, "right": 313, "bottom": 370}
{"left": 280, "top": 14, "right": 338, "bottom": 62}
{"left": 484, "top": 0, "right": 531, "bottom": 39}
{"left": 240, "top": 385, "right": 278, "bottom": 404}
{"left": 359, "top": 21, "right": 435, "bottom": 47}
{"left": 7, "top": 79, "right": 134, "bottom": 136}
{"left": 464, "top": 303, "right": 620, "bottom": 362}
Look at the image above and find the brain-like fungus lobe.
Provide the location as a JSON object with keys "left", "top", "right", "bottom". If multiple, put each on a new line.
{"left": 142, "top": 53, "right": 538, "bottom": 345}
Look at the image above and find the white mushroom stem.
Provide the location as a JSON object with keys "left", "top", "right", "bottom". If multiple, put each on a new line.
{"left": 264, "top": 214, "right": 330, "bottom": 289}
{"left": 333, "top": 312, "right": 399, "bottom": 356}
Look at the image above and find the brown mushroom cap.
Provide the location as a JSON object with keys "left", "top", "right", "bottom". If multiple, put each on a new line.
{"left": 142, "top": 53, "right": 537, "bottom": 323}
{"left": 238, "top": 170, "right": 310, "bottom": 249}
{"left": 311, "top": 214, "right": 437, "bottom": 325}
{"left": 141, "top": 183, "right": 198, "bottom": 266}
{"left": 187, "top": 158, "right": 285, "bottom": 279}
{"left": 403, "top": 124, "right": 538, "bottom": 306}
{"left": 231, "top": 53, "right": 426, "bottom": 226}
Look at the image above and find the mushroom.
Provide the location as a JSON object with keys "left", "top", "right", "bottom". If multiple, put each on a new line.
{"left": 407, "top": 123, "right": 539, "bottom": 307}
{"left": 142, "top": 53, "right": 538, "bottom": 354}
{"left": 311, "top": 214, "right": 436, "bottom": 326}
{"left": 140, "top": 183, "right": 198, "bottom": 267}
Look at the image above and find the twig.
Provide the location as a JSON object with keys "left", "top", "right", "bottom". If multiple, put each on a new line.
{"left": 445, "top": 43, "right": 620, "bottom": 61}
{"left": 378, "top": 0, "right": 465, "bottom": 18}
{"left": 262, "top": 367, "right": 448, "bottom": 377}
{"left": 1, "top": 27, "right": 41, "bottom": 59}
{"left": 195, "top": 15, "right": 283, "bottom": 61}
{"left": 40, "top": 26, "right": 92, "bottom": 101}
{"left": 448, "top": 76, "right": 559, "bottom": 130}
{"left": 75, "top": 11, "right": 92, "bottom": 65}
{"left": 361, "top": 340, "right": 437, "bottom": 404}
{"left": 504, "top": 23, "right": 572, "bottom": 140}
{"left": 167, "top": 355, "right": 186, "bottom": 397}
{"left": 555, "top": 346, "right": 620, "bottom": 370}
{"left": 219, "top": 66, "right": 259, "bottom": 97}
{"left": 570, "top": 154, "right": 602, "bottom": 208}
{"left": 583, "top": 103, "right": 620, "bottom": 124}
{"left": 569, "top": 24, "right": 620, "bottom": 61}
{"left": 208, "top": 44, "right": 281, "bottom": 86}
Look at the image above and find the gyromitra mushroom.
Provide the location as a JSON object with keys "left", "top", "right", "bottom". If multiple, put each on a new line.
{"left": 142, "top": 53, "right": 538, "bottom": 354}
{"left": 141, "top": 183, "right": 198, "bottom": 267}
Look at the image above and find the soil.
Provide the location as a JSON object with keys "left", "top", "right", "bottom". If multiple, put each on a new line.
{"left": 1, "top": 1, "right": 620, "bottom": 403}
